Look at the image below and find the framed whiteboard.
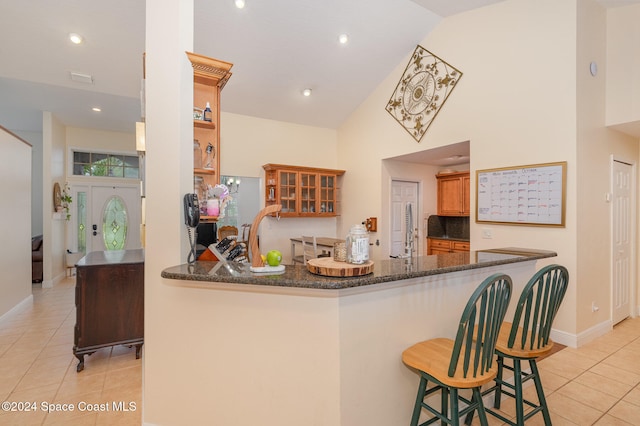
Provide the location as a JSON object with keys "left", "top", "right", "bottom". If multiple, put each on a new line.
{"left": 476, "top": 161, "right": 566, "bottom": 227}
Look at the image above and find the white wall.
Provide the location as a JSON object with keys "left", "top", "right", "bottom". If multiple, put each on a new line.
{"left": 143, "top": 0, "right": 194, "bottom": 424}
{"left": 65, "top": 126, "right": 135, "bottom": 153}
{"left": 605, "top": 4, "right": 640, "bottom": 130}
{"left": 12, "top": 130, "right": 44, "bottom": 237}
{"left": 576, "top": 1, "right": 639, "bottom": 330}
{"left": 221, "top": 112, "right": 339, "bottom": 261}
{"left": 42, "top": 112, "right": 67, "bottom": 287}
{"left": 0, "top": 127, "right": 32, "bottom": 318}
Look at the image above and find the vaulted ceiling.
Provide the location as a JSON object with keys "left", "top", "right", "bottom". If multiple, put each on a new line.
{"left": 0, "top": 0, "right": 634, "bottom": 136}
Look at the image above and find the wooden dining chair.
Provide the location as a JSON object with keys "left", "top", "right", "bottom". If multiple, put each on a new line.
{"left": 301, "top": 236, "right": 318, "bottom": 263}
{"left": 291, "top": 236, "right": 318, "bottom": 264}
{"left": 402, "top": 273, "right": 513, "bottom": 426}
{"left": 466, "top": 264, "right": 569, "bottom": 426}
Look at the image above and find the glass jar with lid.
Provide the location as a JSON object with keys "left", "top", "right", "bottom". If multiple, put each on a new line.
{"left": 193, "top": 140, "right": 202, "bottom": 168}
{"left": 346, "top": 224, "right": 369, "bottom": 264}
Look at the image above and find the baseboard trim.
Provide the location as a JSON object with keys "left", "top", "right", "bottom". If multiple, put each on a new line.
{"left": 0, "top": 294, "right": 34, "bottom": 323}
{"left": 550, "top": 320, "right": 612, "bottom": 348}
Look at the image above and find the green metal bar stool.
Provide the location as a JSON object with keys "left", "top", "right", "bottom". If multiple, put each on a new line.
{"left": 402, "top": 273, "right": 512, "bottom": 426}
{"left": 468, "top": 264, "right": 569, "bottom": 425}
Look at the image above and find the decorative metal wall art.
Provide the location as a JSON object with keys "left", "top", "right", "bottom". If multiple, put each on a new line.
{"left": 386, "top": 45, "right": 462, "bottom": 143}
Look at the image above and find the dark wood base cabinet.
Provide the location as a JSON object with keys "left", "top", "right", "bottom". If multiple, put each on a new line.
{"left": 73, "top": 249, "right": 144, "bottom": 372}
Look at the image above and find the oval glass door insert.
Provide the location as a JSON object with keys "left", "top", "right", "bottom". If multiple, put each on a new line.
{"left": 102, "top": 196, "right": 128, "bottom": 250}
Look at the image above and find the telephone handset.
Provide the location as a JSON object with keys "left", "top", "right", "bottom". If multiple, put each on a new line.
{"left": 183, "top": 193, "right": 200, "bottom": 228}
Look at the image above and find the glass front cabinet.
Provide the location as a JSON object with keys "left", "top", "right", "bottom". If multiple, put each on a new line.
{"left": 263, "top": 164, "right": 345, "bottom": 217}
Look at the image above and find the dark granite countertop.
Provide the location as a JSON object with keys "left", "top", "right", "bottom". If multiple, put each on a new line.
{"left": 161, "top": 248, "right": 556, "bottom": 290}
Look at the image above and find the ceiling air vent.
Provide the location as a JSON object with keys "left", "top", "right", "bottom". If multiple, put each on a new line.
{"left": 70, "top": 72, "right": 93, "bottom": 84}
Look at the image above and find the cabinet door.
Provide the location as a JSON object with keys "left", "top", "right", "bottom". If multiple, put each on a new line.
{"left": 437, "top": 177, "right": 463, "bottom": 216}
{"left": 299, "top": 172, "right": 317, "bottom": 215}
{"left": 319, "top": 174, "right": 336, "bottom": 214}
{"left": 279, "top": 171, "right": 298, "bottom": 214}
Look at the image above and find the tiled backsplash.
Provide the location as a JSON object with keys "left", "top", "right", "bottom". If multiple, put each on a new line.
{"left": 427, "top": 215, "right": 470, "bottom": 240}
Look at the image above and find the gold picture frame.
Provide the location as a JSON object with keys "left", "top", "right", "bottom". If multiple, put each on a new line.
{"left": 476, "top": 161, "right": 567, "bottom": 227}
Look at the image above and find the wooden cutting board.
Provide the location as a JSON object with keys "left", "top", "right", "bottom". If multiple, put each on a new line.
{"left": 307, "top": 257, "right": 374, "bottom": 277}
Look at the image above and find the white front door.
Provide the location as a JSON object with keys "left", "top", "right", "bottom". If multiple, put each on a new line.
{"left": 390, "top": 180, "right": 419, "bottom": 257}
{"left": 611, "top": 159, "right": 635, "bottom": 325}
{"left": 90, "top": 185, "right": 141, "bottom": 252}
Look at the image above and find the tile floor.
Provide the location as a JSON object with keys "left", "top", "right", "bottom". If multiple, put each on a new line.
{"left": 0, "top": 277, "right": 141, "bottom": 426}
{"left": 1, "top": 277, "right": 640, "bottom": 425}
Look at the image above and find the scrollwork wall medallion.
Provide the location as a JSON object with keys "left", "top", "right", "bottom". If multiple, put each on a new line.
{"left": 386, "top": 45, "right": 462, "bottom": 142}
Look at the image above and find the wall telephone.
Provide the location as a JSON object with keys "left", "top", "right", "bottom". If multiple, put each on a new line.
{"left": 183, "top": 193, "right": 200, "bottom": 228}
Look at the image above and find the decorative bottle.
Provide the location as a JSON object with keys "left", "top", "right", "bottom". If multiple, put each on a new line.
{"left": 346, "top": 224, "right": 369, "bottom": 264}
{"left": 204, "top": 143, "right": 215, "bottom": 170}
{"left": 203, "top": 102, "right": 212, "bottom": 122}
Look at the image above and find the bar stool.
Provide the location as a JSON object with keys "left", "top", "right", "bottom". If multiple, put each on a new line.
{"left": 469, "top": 264, "right": 569, "bottom": 425}
{"left": 402, "top": 273, "right": 512, "bottom": 426}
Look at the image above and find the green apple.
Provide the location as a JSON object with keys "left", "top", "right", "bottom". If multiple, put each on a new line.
{"left": 266, "top": 250, "right": 282, "bottom": 266}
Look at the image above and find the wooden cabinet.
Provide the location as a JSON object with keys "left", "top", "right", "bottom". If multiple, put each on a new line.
{"left": 437, "top": 171, "right": 470, "bottom": 216}
{"left": 73, "top": 249, "right": 144, "bottom": 372}
{"left": 427, "top": 238, "right": 470, "bottom": 255}
{"left": 187, "top": 52, "right": 233, "bottom": 222}
{"left": 263, "top": 164, "right": 345, "bottom": 217}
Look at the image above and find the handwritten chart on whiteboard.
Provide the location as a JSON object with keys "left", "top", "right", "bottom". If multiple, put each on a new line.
{"left": 476, "top": 162, "right": 566, "bottom": 227}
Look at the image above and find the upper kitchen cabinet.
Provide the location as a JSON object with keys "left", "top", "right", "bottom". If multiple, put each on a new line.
{"left": 263, "top": 164, "right": 345, "bottom": 217}
{"left": 187, "top": 52, "right": 232, "bottom": 221}
{"left": 436, "top": 171, "right": 470, "bottom": 216}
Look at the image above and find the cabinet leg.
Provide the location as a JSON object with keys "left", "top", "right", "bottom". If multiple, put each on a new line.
{"left": 75, "top": 354, "right": 85, "bottom": 372}
{"left": 135, "top": 344, "right": 143, "bottom": 359}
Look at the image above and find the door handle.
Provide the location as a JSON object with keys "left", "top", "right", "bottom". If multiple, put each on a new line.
{"left": 92, "top": 224, "right": 99, "bottom": 236}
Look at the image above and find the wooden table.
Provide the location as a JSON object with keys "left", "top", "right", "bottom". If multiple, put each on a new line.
{"left": 290, "top": 237, "right": 344, "bottom": 263}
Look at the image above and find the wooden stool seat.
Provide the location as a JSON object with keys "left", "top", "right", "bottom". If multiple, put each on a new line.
{"left": 494, "top": 323, "right": 554, "bottom": 359}
{"left": 403, "top": 338, "right": 499, "bottom": 389}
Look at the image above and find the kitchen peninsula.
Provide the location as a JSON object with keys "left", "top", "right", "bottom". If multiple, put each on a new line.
{"left": 161, "top": 248, "right": 555, "bottom": 425}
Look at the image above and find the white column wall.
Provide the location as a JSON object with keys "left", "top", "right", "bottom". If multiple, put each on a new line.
{"left": 0, "top": 128, "right": 32, "bottom": 318}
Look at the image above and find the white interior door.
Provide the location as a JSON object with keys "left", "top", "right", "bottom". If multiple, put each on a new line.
{"left": 390, "top": 180, "right": 419, "bottom": 257}
{"left": 611, "top": 159, "right": 635, "bottom": 325}
{"left": 90, "top": 185, "right": 141, "bottom": 252}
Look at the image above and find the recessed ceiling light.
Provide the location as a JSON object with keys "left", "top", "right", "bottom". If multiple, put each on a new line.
{"left": 92, "top": 107, "right": 101, "bottom": 112}
{"left": 69, "top": 33, "right": 83, "bottom": 44}
{"left": 234, "top": 0, "right": 245, "bottom": 9}
{"left": 302, "top": 88, "right": 312, "bottom": 97}
{"left": 338, "top": 34, "right": 349, "bottom": 45}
